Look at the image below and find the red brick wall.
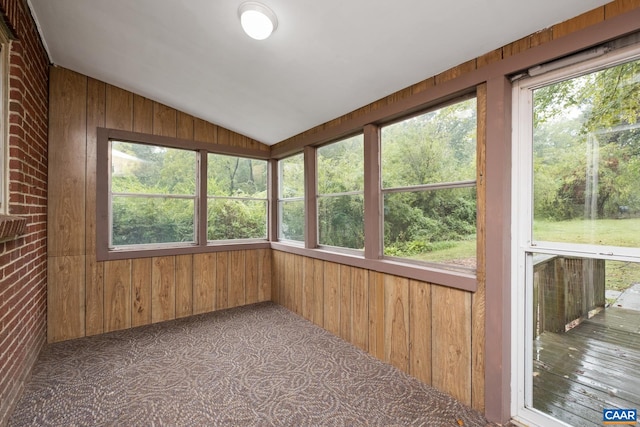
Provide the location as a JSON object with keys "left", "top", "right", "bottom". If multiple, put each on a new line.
{"left": 0, "top": 0, "right": 49, "bottom": 424}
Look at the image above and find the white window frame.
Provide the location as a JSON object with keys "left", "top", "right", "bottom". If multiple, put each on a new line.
{"left": 511, "top": 43, "right": 640, "bottom": 427}
{"left": 0, "top": 27, "right": 10, "bottom": 214}
{"left": 277, "top": 153, "right": 305, "bottom": 244}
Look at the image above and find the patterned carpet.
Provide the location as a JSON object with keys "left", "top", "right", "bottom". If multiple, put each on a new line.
{"left": 9, "top": 302, "right": 495, "bottom": 426}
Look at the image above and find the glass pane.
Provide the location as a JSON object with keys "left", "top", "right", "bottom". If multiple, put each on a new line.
{"left": 111, "top": 141, "right": 196, "bottom": 195}
{"left": 278, "top": 153, "right": 304, "bottom": 199}
{"left": 207, "top": 198, "right": 267, "bottom": 240}
{"left": 279, "top": 200, "right": 304, "bottom": 241}
{"left": 207, "top": 153, "right": 267, "bottom": 197}
{"left": 383, "top": 187, "right": 476, "bottom": 269}
{"left": 112, "top": 196, "right": 195, "bottom": 246}
{"left": 533, "top": 58, "right": 640, "bottom": 247}
{"left": 318, "top": 134, "right": 364, "bottom": 194}
{"left": 318, "top": 195, "right": 364, "bottom": 249}
{"left": 381, "top": 98, "right": 477, "bottom": 189}
{"left": 529, "top": 253, "right": 640, "bottom": 426}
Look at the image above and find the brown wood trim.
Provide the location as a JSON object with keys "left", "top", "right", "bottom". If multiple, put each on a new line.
{"left": 99, "top": 127, "right": 270, "bottom": 160}
{"left": 270, "top": 8, "right": 640, "bottom": 159}
{"left": 304, "top": 146, "right": 317, "bottom": 249}
{"left": 198, "top": 149, "right": 208, "bottom": 245}
{"left": 268, "top": 159, "right": 278, "bottom": 241}
{"left": 363, "top": 124, "right": 381, "bottom": 259}
{"left": 99, "top": 241, "right": 271, "bottom": 261}
{"left": 271, "top": 242, "right": 477, "bottom": 292}
{"left": 484, "top": 76, "right": 512, "bottom": 423}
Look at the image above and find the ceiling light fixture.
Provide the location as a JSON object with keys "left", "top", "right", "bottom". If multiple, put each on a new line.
{"left": 238, "top": 2, "right": 278, "bottom": 41}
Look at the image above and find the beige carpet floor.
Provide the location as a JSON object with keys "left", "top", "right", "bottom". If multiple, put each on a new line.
{"left": 9, "top": 302, "right": 495, "bottom": 426}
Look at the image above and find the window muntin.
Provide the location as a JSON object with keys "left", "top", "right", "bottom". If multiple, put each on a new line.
{"left": 207, "top": 153, "right": 267, "bottom": 241}
{"left": 278, "top": 153, "right": 304, "bottom": 242}
{"left": 532, "top": 57, "right": 640, "bottom": 248}
{"left": 317, "top": 134, "right": 364, "bottom": 250}
{"left": 381, "top": 98, "right": 477, "bottom": 269}
{"left": 110, "top": 141, "right": 197, "bottom": 247}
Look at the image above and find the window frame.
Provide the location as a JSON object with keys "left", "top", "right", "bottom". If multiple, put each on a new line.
{"left": 379, "top": 96, "right": 478, "bottom": 271}
{"left": 0, "top": 25, "right": 10, "bottom": 214}
{"left": 276, "top": 152, "right": 306, "bottom": 245}
{"left": 96, "top": 128, "right": 271, "bottom": 261}
{"left": 271, "top": 92, "right": 480, "bottom": 292}
{"left": 316, "top": 133, "right": 365, "bottom": 253}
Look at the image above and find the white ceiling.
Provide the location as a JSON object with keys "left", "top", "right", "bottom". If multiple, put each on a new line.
{"left": 29, "top": 0, "right": 609, "bottom": 145}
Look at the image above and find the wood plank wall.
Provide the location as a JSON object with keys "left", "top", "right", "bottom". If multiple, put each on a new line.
{"left": 48, "top": 66, "right": 272, "bottom": 343}
{"left": 271, "top": 252, "right": 483, "bottom": 408}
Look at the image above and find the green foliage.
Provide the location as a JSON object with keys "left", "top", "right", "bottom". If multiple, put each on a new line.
{"left": 533, "top": 57, "right": 640, "bottom": 223}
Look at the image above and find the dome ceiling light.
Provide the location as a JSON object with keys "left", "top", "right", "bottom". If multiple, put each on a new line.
{"left": 238, "top": 2, "right": 278, "bottom": 40}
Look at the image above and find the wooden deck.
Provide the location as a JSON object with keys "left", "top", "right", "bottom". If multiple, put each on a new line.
{"left": 533, "top": 307, "right": 640, "bottom": 426}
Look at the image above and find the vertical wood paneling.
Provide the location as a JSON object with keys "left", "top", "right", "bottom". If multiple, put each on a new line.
{"left": 153, "top": 102, "right": 177, "bottom": 137}
{"left": 175, "top": 254, "right": 193, "bottom": 318}
{"left": 472, "top": 83, "right": 488, "bottom": 412}
{"left": 48, "top": 67, "right": 87, "bottom": 257}
{"left": 228, "top": 251, "right": 245, "bottom": 308}
{"left": 193, "top": 253, "right": 216, "bottom": 314}
{"left": 104, "top": 259, "right": 131, "bottom": 332}
{"left": 293, "top": 254, "right": 303, "bottom": 315}
{"left": 245, "top": 250, "right": 259, "bottom": 305}
{"left": 384, "top": 275, "right": 410, "bottom": 373}
{"left": 271, "top": 251, "right": 281, "bottom": 304}
{"left": 552, "top": 7, "right": 605, "bottom": 39}
{"left": 85, "top": 77, "right": 105, "bottom": 336}
{"left": 302, "top": 257, "right": 315, "bottom": 321}
{"left": 177, "top": 112, "right": 194, "bottom": 140}
{"left": 351, "top": 267, "right": 368, "bottom": 351}
{"left": 131, "top": 258, "right": 152, "bottom": 327}
{"left": 368, "top": 271, "right": 385, "bottom": 360}
{"left": 216, "top": 252, "right": 229, "bottom": 310}
{"left": 606, "top": 0, "right": 640, "bottom": 18}
{"left": 258, "top": 248, "right": 271, "bottom": 302}
{"left": 339, "top": 265, "right": 352, "bottom": 342}
{"left": 152, "top": 256, "right": 176, "bottom": 323}
{"left": 283, "top": 253, "right": 294, "bottom": 311}
{"left": 194, "top": 118, "right": 217, "bottom": 144}
{"left": 133, "top": 95, "right": 153, "bottom": 134}
{"left": 323, "top": 262, "right": 340, "bottom": 336}
{"left": 432, "top": 285, "right": 472, "bottom": 405}
{"left": 48, "top": 255, "right": 85, "bottom": 342}
{"left": 105, "top": 85, "right": 133, "bottom": 131}
{"left": 410, "top": 280, "right": 432, "bottom": 384}
{"left": 312, "top": 259, "right": 324, "bottom": 327}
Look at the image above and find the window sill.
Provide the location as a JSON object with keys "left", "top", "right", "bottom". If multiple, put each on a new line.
{"left": 270, "top": 242, "right": 477, "bottom": 292}
{"left": 97, "top": 240, "right": 272, "bottom": 261}
{"left": 0, "top": 214, "right": 27, "bottom": 243}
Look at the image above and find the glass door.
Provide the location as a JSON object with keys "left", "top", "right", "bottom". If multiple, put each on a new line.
{"left": 513, "top": 45, "right": 640, "bottom": 427}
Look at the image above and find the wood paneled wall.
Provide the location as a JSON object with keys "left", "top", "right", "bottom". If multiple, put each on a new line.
{"left": 48, "top": 66, "right": 271, "bottom": 343}
{"left": 271, "top": 251, "right": 484, "bottom": 410}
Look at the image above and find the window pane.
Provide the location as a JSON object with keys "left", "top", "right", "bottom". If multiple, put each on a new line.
{"left": 318, "top": 195, "right": 364, "bottom": 249}
{"left": 208, "top": 154, "right": 267, "bottom": 197}
{"left": 112, "top": 196, "right": 195, "bottom": 246}
{"left": 318, "top": 134, "right": 364, "bottom": 194}
{"left": 207, "top": 199, "right": 267, "bottom": 240}
{"left": 111, "top": 141, "right": 196, "bottom": 195}
{"left": 383, "top": 187, "right": 476, "bottom": 269}
{"left": 381, "top": 98, "right": 477, "bottom": 189}
{"left": 279, "top": 200, "right": 304, "bottom": 241}
{"left": 278, "top": 154, "right": 304, "bottom": 198}
{"left": 532, "top": 58, "right": 640, "bottom": 247}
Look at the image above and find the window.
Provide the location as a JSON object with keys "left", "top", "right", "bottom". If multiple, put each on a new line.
{"left": 278, "top": 153, "right": 304, "bottom": 242}
{"left": 110, "top": 141, "right": 197, "bottom": 248}
{"left": 0, "top": 27, "right": 9, "bottom": 214}
{"left": 97, "top": 128, "right": 270, "bottom": 259}
{"left": 513, "top": 45, "right": 640, "bottom": 427}
{"left": 207, "top": 153, "right": 267, "bottom": 241}
{"left": 317, "top": 134, "right": 364, "bottom": 250}
{"left": 381, "top": 97, "right": 477, "bottom": 270}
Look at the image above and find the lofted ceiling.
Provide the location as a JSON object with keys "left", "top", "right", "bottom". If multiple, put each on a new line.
{"left": 29, "top": 0, "right": 609, "bottom": 145}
